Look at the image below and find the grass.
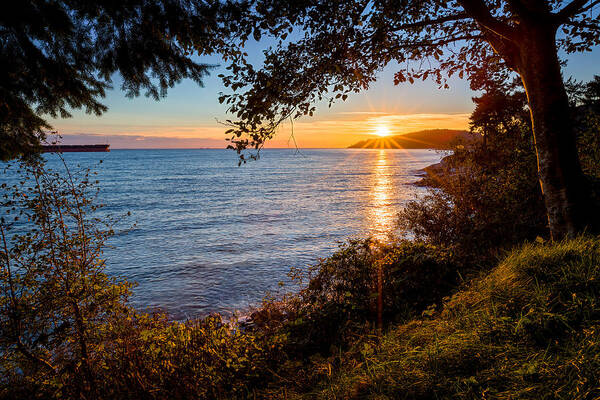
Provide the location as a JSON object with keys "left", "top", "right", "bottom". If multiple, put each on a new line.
{"left": 279, "top": 236, "right": 600, "bottom": 399}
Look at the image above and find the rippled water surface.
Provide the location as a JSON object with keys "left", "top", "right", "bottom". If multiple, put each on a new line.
{"left": 6, "top": 149, "right": 442, "bottom": 318}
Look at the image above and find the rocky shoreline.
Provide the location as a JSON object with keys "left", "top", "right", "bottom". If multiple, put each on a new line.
{"left": 413, "top": 153, "right": 454, "bottom": 187}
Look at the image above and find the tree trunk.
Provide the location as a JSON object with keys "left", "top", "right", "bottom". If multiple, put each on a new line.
{"left": 515, "top": 22, "right": 590, "bottom": 240}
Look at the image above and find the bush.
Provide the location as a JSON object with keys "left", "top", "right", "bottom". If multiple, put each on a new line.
{"left": 400, "top": 127, "right": 546, "bottom": 265}
{"left": 89, "top": 312, "right": 285, "bottom": 399}
{"left": 0, "top": 160, "right": 285, "bottom": 399}
{"left": 0, "top": 159, "right": 133, "bottom": 398}
{"left": 400, "top": 81, "right": 600, "bottom": 265}
{"left": 250, "top": 239, "right": 460, "bottom": 358}
{"left": 308, "top": 236, "right": 600, "bottom": 399}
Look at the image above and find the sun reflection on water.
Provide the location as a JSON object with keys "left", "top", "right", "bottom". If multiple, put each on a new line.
{"left": 369, "top": 150, "right": 395, "bottom": 241}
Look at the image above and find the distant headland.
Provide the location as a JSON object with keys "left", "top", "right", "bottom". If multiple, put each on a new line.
{"left": 348, "top": 129, "right": 476, "bottom": 149}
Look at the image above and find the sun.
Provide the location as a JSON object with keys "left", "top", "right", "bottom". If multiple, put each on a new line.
{"left": 373, "top": 126, "right": 391, "bottom": 137}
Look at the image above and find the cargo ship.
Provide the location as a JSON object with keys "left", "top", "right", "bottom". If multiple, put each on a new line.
{"left": 42, "top": 144, "right": 110, "bottom": 153}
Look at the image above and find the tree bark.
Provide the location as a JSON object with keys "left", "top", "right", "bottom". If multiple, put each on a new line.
{"left": 515, "top": 22, "right": 590, "bottom": 239}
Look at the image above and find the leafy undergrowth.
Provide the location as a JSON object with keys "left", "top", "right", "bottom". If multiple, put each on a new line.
{"left": 285, "top": 236, "right": 600, "bottom": 399}
{"left": 4, "top": 234, "right": 600, "bottom": 399}
{"left": 0, "top": 238, "right": 461, "bottom": 400}
{"left": 249, "top": 239, "right": 460, "bottom": 358}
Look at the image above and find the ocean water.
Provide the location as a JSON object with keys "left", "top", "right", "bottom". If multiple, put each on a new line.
{"left": 3, "top": 149, "right": 442, "bottom": 319}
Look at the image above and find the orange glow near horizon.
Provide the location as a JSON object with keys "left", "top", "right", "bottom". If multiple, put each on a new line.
{"left": 51, "top": 112, "right": 470, "bottom": 149}
{"left": 266, "top": 112, "right": 470, "bottom": 148}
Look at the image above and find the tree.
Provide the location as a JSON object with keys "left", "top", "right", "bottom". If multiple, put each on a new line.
{"left": 469, "top": 80, "right": 530, "bottom": 149}
{"left": 0, "top": 0, "right": 241, "bottom": 160}
{"left": 220, "top": 0, "right": 600, "bottom": 239}
{"left": 0, "top": 159, "right": 132, "bottom": 397}
{"left": 572, "top": 75, "right": 600, "bottom": 179}
{"left": 400, "top": 83, "right": 548, "bottom": 262}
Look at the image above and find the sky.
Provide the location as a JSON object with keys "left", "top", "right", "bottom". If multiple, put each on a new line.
{"left": 48, "top": 40, "right": 600, "bottom": 149}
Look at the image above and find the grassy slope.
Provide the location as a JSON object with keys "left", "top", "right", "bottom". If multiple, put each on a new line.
{"left": 290, "top": 237, "right": 600, "bottom": 399}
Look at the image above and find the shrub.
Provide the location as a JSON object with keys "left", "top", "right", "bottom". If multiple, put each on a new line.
{"left": 0, "top": 159, "right": 133, "bottom": 398}
{"left": 400, "top": 128, "right": 546, "bottom": 265}
{"left": 90, "top": 312, "right": 285, "bottom": 399}
{"left": 309, "top": 236, "right": 600, "bottom": 399}
{"left": 4, "top": 158, "right": 599, "bottom": 399}
{"left": 251, "top": 239, "right": 460, "bottom": 358}
{"left": 399, "top": 81, "right": 600, "bottom": 265}
{"left": 0, "top": 159, "right": 285, "bottom": 399}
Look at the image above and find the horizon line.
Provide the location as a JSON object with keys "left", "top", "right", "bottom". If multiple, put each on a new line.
{"left": 103, "top": 144, "right": 434, "bottom": 151}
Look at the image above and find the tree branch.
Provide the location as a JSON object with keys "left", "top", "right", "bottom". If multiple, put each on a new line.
{"left": 457, "top": 0, "right": 516, "bottom": 41}
{"left": 383, "top": 34, "right": 483, "bottom": 52}
{"left": 555, "top": 0, "right": 600, "bottom": 23}
{"left": 389, "top": 13, "right": 469, "bottom": 31}
{"left": 562, "top": 19, "right": 600, "bottom": 29}
{"left": 508, "top": 0, "right": 554, "bottom": 17}
{"left": 578, "top": 0, "right": 600, "bottom": 14}
{"left": 505, "top": 0, "right": 532, "bottom": 18}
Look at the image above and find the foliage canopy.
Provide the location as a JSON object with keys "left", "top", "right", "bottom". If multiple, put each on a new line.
{"left": 220, "top": 0, "right": 600, "bottom": 152}
{"left": 0, "top": 0, "right": 242, "bottom": 160}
